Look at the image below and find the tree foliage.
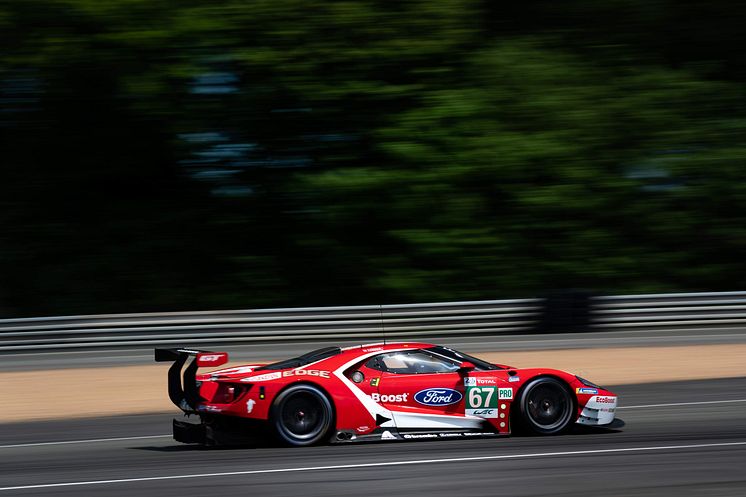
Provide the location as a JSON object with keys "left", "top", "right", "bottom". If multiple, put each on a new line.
{"left": 1, "top": 0, "right": 746, "bottom": 315}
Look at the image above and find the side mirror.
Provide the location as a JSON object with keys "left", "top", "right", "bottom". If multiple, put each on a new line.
{"left": 458, "top": 361, "right": 476, "bottom": 373}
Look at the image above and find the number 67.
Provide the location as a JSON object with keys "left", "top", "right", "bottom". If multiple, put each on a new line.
{"left": 469, "top": 387, "right": 494, "bottom": 408}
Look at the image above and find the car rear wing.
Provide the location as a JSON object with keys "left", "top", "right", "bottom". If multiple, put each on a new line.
{"left": 154, "top": 348, "right": 229, "bottom": 413}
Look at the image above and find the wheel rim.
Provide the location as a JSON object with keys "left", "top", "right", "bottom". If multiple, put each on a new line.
{"left": 525, "top": 382, "right": 571, "bottom": 431}
{"left": 279, "top": 391, "right": 328, "bottom": 441}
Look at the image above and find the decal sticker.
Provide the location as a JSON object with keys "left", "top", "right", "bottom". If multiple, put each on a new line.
{"left": 240, "top": 369, "right": 331, "bottom": 381}
{"left": 508, "top": 376, "right": 520, "bottom": 382}
{"left": 464, "top": 377, "right": 496, "bottom": 386}
{"left": 282, "top": 369, "right": 331, "bottom": 379}
{"left": 198, "top": 354, "right": 224, "bottom": 363}
{"left": 498, "top": 387, "right": 513, "bottom": 400}
{"left": 246, "top": 398, "right": 256, "bottom": 414}
{"left": 196, "top": 352, "right": 228, "bottom": 367}
{"left": 370, "top": 377, "right": 380, "bottom": 387}
{"left": 414, "top": 388, "right": 463, "bottom": 406}
{"left": 466, "top": 385, "right": 498, "bottom": 418}
{"left": 579, "top": 396, "right": 617, "bottom": 425}
{"left": 242, "top": 372, "right": 282, "bottom": 382}
{"left": 595, "top": 396, "right": 616, "bottom": 403}
{"left": 381, "top": 430, "right": 397, "bottom": 440}
{"left": 576, "top": 387, "right": 599, "bottom": 395}
{"left": 469, "top": 408, "right": 496, "bottom": 417}
{"left": 402, "top": 432, "right": 497, "bottom": 439}
{"left": 356, "top": 425, "right": 370, "bottom": 433}
{"left": 371, "top": 393, "right": 408, "bottom": 403}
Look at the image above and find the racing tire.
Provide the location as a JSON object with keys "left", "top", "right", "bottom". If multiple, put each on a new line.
{"left": 514, "top": 377, "right": 574, "bottom": 435}
{"left": 270, "top": 384, "right": 334, "bottom": 446}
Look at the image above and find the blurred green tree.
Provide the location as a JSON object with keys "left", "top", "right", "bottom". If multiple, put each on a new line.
{"left": 1, "top": 0, "right": 745, "bottom": 315}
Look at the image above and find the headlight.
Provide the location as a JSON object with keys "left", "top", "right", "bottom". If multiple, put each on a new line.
{"left": 576, "top": 375, "right": 603, "bottom": 389}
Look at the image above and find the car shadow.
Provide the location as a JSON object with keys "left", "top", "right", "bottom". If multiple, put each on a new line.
{"left": 568, "top": 418, "right": 625, "bottom": 436}
{"left": 132, "top": 444, "right": 265, "bottom": 452}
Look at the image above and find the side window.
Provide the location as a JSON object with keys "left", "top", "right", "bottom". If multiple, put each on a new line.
{"left": 365, "top": 351, "right": 460, "bottom": 374}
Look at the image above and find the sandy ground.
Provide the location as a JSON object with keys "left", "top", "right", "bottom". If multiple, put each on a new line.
{"left": 3, "top": 344, "right": 745, "bottom": 423}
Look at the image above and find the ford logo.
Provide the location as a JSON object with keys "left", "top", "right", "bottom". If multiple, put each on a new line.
{"left": 414, "top": 388, "right": 463, "bottom": 406}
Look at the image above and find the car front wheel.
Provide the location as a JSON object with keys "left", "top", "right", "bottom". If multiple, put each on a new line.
{"left": 516, "top": 377, "right": 574, "bottom": 435}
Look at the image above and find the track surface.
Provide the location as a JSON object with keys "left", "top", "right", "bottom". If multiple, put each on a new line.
{"left": 2, "top": 377, "right": 746, "bottom": 496}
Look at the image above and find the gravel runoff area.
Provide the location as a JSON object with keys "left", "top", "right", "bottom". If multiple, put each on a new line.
{"left": 3, "top": 343, "right": 745, "bottom": 423}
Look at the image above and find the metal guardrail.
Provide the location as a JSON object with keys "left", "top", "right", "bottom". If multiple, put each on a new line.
{"left": 0, "top": 299, "right": 542, "bottom": 352}
{"left": 590, "top": 291, "right": 746, "bottom": 329}
{"left": 2, "top": 291, "right": 746, "bottom": 352}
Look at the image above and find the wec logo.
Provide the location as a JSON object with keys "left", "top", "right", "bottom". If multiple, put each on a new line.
{"left": 414, "top": 388, "right": 463, "bottom": 406}
{"left": 471, "top": 409, "right": 495, "bottom": 416}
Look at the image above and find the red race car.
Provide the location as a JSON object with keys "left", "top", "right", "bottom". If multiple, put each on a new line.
{"left": 155, "top": 342, "right": 618, "bottom": 446}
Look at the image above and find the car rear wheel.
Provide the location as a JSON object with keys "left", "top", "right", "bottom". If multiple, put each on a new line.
{"left": 270, "top": 384, "right": 333, "bottom": 446}
{"left": 516, "top": 377, "right": 574, "bottom": 435}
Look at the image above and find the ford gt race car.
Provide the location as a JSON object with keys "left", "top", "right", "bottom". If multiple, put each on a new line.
{"left": 155, "top": 342, "right": 618, "bottom": 446}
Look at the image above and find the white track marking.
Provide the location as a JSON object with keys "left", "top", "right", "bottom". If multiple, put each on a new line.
{"left": 618, "top": 399, "right": 746, "bottom": 410}
{"left": 0, "top": 435, "right": 170, "bottom": 449}
{"left": 1, "top": 441, "right": 745, "bottom": 491}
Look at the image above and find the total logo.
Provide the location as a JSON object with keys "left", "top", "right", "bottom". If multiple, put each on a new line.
{"left": 464, "top": 377, "right": 497, "bottom": 386}
{"left": 371, "top": 393, "right": 409, "bottom": 403}
{"left": 414, "top": 388, "right": 463, "bottom": 406}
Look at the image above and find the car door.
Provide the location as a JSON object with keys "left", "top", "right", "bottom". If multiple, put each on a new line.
{"left": 366, "top": 349, "right": 485, "bottom": 432}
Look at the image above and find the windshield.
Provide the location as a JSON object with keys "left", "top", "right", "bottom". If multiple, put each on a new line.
{"left": 425, "top": 345, "right": 502, "bottom": 371}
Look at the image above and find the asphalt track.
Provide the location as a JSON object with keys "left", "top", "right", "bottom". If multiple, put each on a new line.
{"left": 2, "top": 377, "right": 746, "bottom": 496}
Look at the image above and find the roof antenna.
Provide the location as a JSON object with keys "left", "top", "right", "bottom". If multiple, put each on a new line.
{"left": 379, "top": 304, "right": 387, "bottom": 345}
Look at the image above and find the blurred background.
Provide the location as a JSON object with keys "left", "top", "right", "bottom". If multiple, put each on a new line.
{"left": 2, "top": 0, "right": 746, "bottom": 318}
